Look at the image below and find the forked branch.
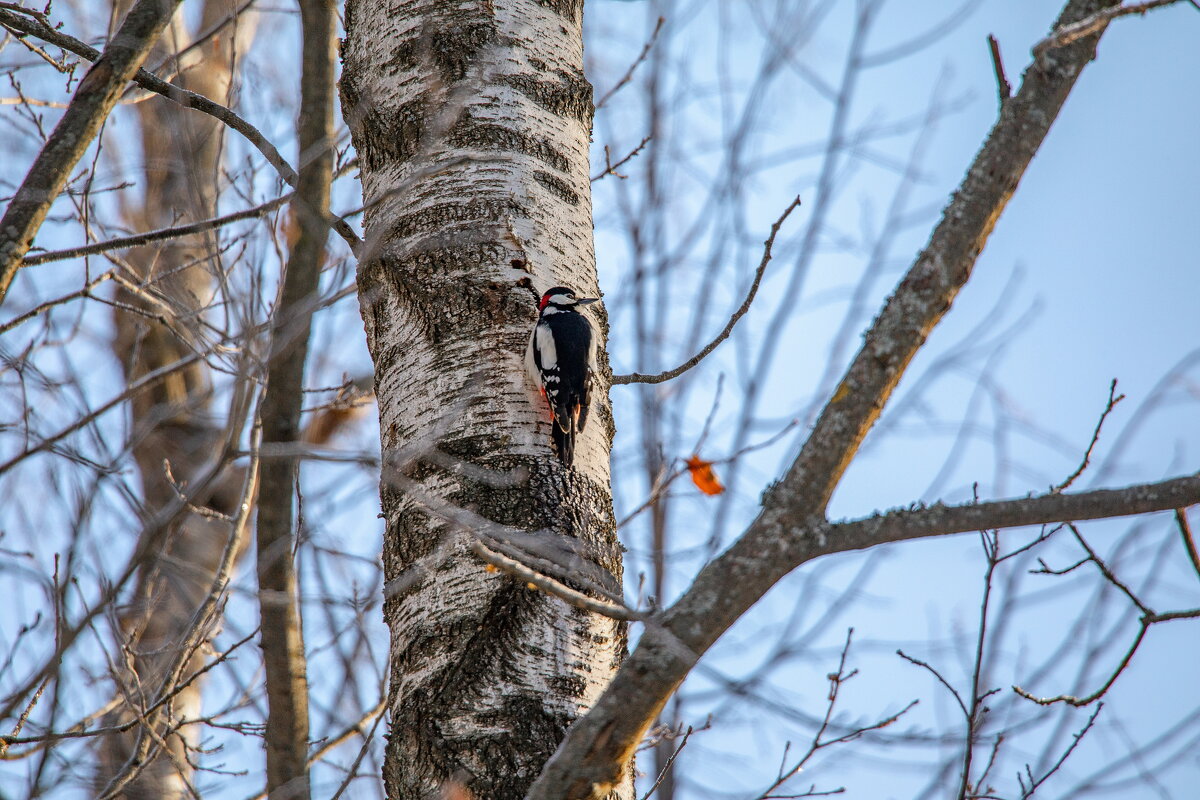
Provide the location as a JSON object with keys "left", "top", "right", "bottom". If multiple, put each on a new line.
{"left": 526, "top": 3, "right": 1140, "bottom": 797}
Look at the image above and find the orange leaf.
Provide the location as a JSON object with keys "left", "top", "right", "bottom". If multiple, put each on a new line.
{"left": 685, "top": 455, "right": 725, "bottom": 496}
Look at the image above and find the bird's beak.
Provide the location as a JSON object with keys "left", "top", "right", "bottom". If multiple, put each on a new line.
{"left": 577, "top": 297, "right": 599, "bottom": 305}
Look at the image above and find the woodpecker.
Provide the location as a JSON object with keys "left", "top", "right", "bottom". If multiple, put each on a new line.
{"left": 526, "top": 286, "right": 598, "bottom": 467}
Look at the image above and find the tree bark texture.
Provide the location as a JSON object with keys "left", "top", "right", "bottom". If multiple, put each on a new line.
{"left": 340, "top": 1, "right": 629, "bottom": 797}
{"left": 528, "top": 1, "right": 1125, "bottom": 797}
{"left": 99, "top": 1, "right": 256, "bottom": 796}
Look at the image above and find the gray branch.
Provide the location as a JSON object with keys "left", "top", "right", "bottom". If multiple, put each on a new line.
{"left": 526, "top": 2, "right": 1130, "bottom": 797}
{"left": 0, "top": 0, "right": 184, "bottom": 304}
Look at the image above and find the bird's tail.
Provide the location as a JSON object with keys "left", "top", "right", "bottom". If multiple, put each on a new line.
{"left": 552, "top": 420, "right": 575, "bottom": 467}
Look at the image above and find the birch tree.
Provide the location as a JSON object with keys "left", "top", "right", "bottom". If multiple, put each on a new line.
{"left": 340, "top": 0, "right": 629, "bottom": 796}
{"left": 0, "top": 0, "right": 1198, "bottom": 798}
{"left": 339, "top": 0, "right": 1199, "bottom": 797}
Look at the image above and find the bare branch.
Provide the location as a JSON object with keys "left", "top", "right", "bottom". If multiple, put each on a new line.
{"left": 612, "top": 196, "right": 802, "bottom": 385}
{"left": 1012, "top": 522, "right": 1200, "bottom": 708}
{"left": 21, "top": 193, "right": 290, "bottom": 266}
{"left": 1016, "top": 705, "right": 1103, "bottom": 798}
{"left": 471, "top": 542, "right": 646, "bottom": 622}
{"left": 987, "top": 35, "right": 1011, "bottom": 104}
{"left": 1032, "top": 0, "right": 1188, "bottom": 56}
{"left": 1053, "top": 379, "right": 1124, "bottom": 493}
{"left": 827, "top": 476, "right": 1200, "bottom": 554}
{"left": 526, "top": 5, "right": 1159, "bottom": 794}
{"left": 595, "top": 17, "right": 664, "bottom": 110}
{"left": 0, "top": 353, "right": 204, "bottom": 476}
{"left": 1013, "top": 623, "right": 1151, "bottom": 708}
{"left": 590, "top": 136, "right": 652, "bottom": 182}
{"left": 897, "top": 650, "right": 968, "bottom": 719}
{"left": 0, "top": 0, "right": 184, "bottom": 304}
{"left": 0, "top": 7, "right": 364, "bottom": 257}
{"left": 1175, "top": 507, "right": 1200, "bottom": 581}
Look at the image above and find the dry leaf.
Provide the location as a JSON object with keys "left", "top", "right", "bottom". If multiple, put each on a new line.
{"left": 685, "top": 455, "right": 725, "bottom": 496}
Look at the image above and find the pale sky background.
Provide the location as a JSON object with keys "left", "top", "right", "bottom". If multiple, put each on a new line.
{"left": 591, "top": 1, "right": 1200, "bottom": 798}
{"left": 0, "top": 0, "right": 1196, "bottom": 797}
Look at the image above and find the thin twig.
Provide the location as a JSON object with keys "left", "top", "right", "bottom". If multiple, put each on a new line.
{"left": 22, "top": 193, "right": 290, "bottom": 266}
{"left": 1016, "top": 705, "right": 1103, "bottom": 798}
{"left": 987, "top": 35, "right": 1010, "bottom": 104}
{"left": 612, "top": 196, "right": 802, "bottom": 385}
{"left": 1054, "top": 379, "right": 1124, "bottom": 493}
{"left": 0, "top": 353, "right": 203, "bottom": 475}
{"left": 638, "top": 725, "right": 693, "bottom": 800}
{"left": 327, "top": 703, "right": 387, "bottom": 800}
{"left": 595, "top": 17, "right": 664, "bottom": 110}
{"left": 898, "top": 649, "right": 969, "bottom": 719}
{"left": 591, "top": 136, "right": 652, "bottom": 182}
{"left": 1175, "top": 508, "right": 1200, "bottom": 581}
{"left": 471, "top": 541, "right": 646, "bottom": 622}
{"left": 1014, "top": 522, "right": 1200, "bottom": 706}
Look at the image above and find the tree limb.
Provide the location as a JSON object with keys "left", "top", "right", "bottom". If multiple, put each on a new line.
{"left": 0, "top": 6, "right": 364, "bottom": 258}
{"left": 526, "top": 2, "right": 1125, "bottom": 797}
{"left": 1031, "top": 0, "right": 1187, "bottom": 56}
{"left": 254, "top": 0, "right": 337, "bottom": 796}
{"left": 0, "top": 0, "right": 184, "bottom": 304}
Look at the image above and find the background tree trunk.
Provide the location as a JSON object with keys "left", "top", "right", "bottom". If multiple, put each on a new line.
{"left": 99, "top": 1, "right": 256, "bottom": 795}
{"left": 339, "top": 0, "right": 630, "bottom": 796}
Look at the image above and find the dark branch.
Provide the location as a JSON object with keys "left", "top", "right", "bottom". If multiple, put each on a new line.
{"left": 1176, "top": 507, "right": 1200, "bottom": 580}
{"left": 612, "top": 196, "right": 801, "bottom": 385}
{"left": 591, "top": 136, "right": 652, "bottom": 182}
{"left": 827, "top": 475, "right": 1200, "bottom": 555}
{"left": 22, "top": 194, "right": 289, "bottom": 266}
{"left": 0, "top": 0, "right": 184, "bottom": 304}
{"left": 1053, "top": 379, "right": 1124, "bottom": 493}
{"left": 595, "top": 16, "right": 665, "bottom": 110}
{"left": 1031, "top": 0, "right": 1187, "bottom": 56}
{"left": 987, "top": 34, "right": 1011, "bottom": 104}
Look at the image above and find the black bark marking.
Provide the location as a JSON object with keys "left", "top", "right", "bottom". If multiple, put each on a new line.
{"left": 533, "top": 170, "right": 580, "bottom": 205}
{"left": 536, "top": 0, "right": 584, "bottom": 22}
{"left": 501, "top": 69, "right": 594, "bottom": 124}
{"left": 389, "top": 198, "right": 526, "bottom": 241}
{"left": 449, "top": 117, "right": 572, "bottom": 173}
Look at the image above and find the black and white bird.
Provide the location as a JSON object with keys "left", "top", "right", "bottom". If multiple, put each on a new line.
{"left": 526, "top": 286, "right": 598, "bottom": 467}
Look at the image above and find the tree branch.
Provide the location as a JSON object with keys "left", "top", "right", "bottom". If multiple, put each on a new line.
{"left": 825, "top": 475, "right": 1200, "bottom": 555}
{"left": 611, "top": 196, "right": 801, "bottom": 385}
{"left": 0, "top": 0, "right": 184, "bottom": 304}
{"left": 21, "top": 193, "right": 290, "bottom": 267}
{"left": 1031, "top": 0, "right": 1188, "bottom": 56}
{"left": 254, "top": 0, "right": 337, "bottom": 795}
{"left": 0, "top": 7, "right": 364, "bottom": 258}
{"left": 470, "top": 541, "right": 646, "bottom": 622}
{"left": 1175, "top": 507, "right": 1200, "bottom": 580}
{"left": 987, "top": 34, "right": 1011, "bottom": 105}
{"left": 526, "top": 3, "right": 1127, "bottom": 796}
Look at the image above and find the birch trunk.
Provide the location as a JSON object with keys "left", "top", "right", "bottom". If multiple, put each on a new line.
{"left": 100, "top": 2, "right": 255, "bottom": 795}
{"left": 339, "top": 1, "right": 628, "bottom": 796}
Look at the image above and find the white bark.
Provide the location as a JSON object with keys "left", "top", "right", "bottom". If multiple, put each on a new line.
{"left": 340, "top": 0, "right": 628, "bottom": 796}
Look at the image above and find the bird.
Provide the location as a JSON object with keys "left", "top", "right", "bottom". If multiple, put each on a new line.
{"left": 525, "top": 286, "right": 598, "bottom": 467}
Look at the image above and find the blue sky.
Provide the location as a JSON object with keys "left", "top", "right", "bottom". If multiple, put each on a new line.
{"left": 590, "top": 1, "right": 1200, "bottom": 797}
{"left": 0, "top": 0, "right": 1197, "bottom": 797}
